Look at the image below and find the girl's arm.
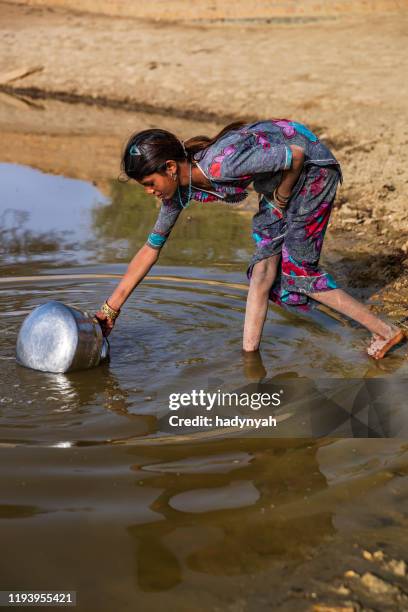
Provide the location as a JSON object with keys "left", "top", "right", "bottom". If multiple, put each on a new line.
{"left": 95, "top": 244, "right": 159, "bottom": 336}
{"left": 276, "top": 144, "right": 305, "bottom": 199}
{"left": 95, "top": 198, "right": 183, "bottom": 336}
{"left": 108, "top": 244, "right": 159, "bottom": 310}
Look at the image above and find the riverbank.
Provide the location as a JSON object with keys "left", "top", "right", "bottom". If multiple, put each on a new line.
{"left": 5, "top": 0, "right": 407, "bottom": 20}
{"left": 1, "top": 1, "right": 408, "bottom": 315}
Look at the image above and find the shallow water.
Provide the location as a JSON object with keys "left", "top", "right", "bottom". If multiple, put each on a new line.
{"left": 1, "top": 160, "right": 408, "bottom": 610}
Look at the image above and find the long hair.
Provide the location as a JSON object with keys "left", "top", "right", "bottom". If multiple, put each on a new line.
{"left": 121, "top": 121, "right": 247, "bottom": 181}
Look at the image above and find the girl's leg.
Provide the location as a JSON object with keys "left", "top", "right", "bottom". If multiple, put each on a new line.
{"left": 308, "top": 288, "right": 404, "bottom": 358}
{"left": 243, "top": 254, "right": 281, "bottom": 352}
{"left": 242, "top": 349, "right": 267, "bottom": 380}
{"left": 279, "top": 166, "right": 404, "bottom": 359}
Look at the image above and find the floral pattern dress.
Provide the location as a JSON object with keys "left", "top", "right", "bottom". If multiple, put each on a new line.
{"left": 146, "top": 119, "right": 342, "bottom": 309}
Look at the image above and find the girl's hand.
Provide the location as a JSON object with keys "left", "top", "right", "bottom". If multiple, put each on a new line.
{"left": 94, "top": 310, "right": 115, "bottom": 337}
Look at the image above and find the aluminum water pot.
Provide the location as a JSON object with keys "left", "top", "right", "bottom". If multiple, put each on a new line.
{"left": 16, "top": 300, "right": 110, "bottom": 373}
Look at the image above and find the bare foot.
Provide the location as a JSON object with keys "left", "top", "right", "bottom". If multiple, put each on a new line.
{"left": 242, "top": 349, "right": 267, "bottom": 380}
{"left": 367, "top": 327, "right": 405, "bottom": 360}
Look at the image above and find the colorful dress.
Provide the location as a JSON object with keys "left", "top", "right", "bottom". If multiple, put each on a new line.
{"left": 146, "top": 119, "right": 342, "bottom": 309}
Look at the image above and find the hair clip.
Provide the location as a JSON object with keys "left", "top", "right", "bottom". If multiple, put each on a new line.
{"left": 129, "top": 144, "right": 142, "bottom": 157}
{"left": 180, "top": 139, "right": 188, "bottom": 158}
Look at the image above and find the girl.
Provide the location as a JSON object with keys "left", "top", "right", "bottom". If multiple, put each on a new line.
{"left": 95, "top": 120, "right": 404, "bottom": 359}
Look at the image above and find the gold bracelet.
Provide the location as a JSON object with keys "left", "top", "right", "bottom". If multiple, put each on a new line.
{"left": 277, "top": 191, "right": 290, "bottom": 202}
{"left": 273, "top": 189, "right": 288, "bottom": 209}
{"left": 101, "top": 301, "right": 120, "bottom": 321}
{"left": 273, "top": 188, "right": 290, "bottom": 203}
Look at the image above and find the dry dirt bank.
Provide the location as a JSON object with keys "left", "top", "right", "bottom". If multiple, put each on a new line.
{"left": 0, "top": 2, "right": 408, "bottom": 316}
{"left": 5, "top": 0, "right": 408, "bottom": 22}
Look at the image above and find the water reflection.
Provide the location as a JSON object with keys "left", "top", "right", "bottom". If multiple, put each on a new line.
{"left": 0, "top": 163, "right": 254, "bottom": 271}
{"left": 92, "top": 181, "right": 254, "bottom": 266}
{"left": 0, "top": 208, "right": 62, "bottom": 262}
{"left": 0, "top": 164, "right": 109, "bottom": 268}
{"left": 126, "top": 440, "right": 333, "bottom": 590}
{"left": 4, "top": 362, "right": 157, "bottom": 445}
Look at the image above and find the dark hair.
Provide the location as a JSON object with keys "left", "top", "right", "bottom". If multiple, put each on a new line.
{"left": 121, "top": 121, "right": 247, "bottom": 181}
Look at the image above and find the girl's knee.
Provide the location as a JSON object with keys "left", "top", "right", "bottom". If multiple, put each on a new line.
{"left": 250, "top": 257, "right": 279, "bottom": 288}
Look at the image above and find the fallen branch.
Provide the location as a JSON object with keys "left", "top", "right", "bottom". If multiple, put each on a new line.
{"left": 0, "top": 65, "right": 44, "bottom": 85}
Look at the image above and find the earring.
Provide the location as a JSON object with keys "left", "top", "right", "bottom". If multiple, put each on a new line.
{"left": 171, "top": 172, "right": 177, "bottom": 182}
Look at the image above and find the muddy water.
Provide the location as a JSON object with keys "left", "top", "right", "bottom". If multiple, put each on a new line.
{"left": 1, "top": 151, "right": 408, "bottom": 608}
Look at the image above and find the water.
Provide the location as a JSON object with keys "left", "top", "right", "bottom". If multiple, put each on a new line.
{"left": 1, "top": 156, "right": 408, "bottom": 610}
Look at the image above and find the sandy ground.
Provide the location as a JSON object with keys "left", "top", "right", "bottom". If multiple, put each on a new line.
{"left": 5, "top": 0, "right": 408, "bottom": 20}
{"left": 0, "top": 1, "right": 408, "bottom": 314}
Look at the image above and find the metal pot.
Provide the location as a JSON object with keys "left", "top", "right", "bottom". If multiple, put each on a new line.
{"left": 16, "top": 300, "right": 110, "bottom": 373}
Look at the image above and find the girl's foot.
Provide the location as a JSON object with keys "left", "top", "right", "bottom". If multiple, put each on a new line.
{"left": 242, "top": 349, "right": 267, "bottom": 380}
{"left": 367, "top": 327, "right": 405, "bottom": 360}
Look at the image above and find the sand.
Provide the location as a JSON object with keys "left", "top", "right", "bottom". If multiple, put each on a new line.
{"left": 0, "top": 0, "right": 407, "bottom": 313}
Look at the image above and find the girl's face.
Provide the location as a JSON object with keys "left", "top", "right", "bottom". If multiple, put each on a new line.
{"left": 138, "top": 171, "right": 177, "bottom": 201}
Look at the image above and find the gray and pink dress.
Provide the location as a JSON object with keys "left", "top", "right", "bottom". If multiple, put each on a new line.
{"left": 146, "top": 119, "right": 342, "bottom": 309}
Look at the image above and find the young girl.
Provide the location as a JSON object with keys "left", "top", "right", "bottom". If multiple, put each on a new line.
{"left": 95, "top": 120, "right": 404, "bottom": 359}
